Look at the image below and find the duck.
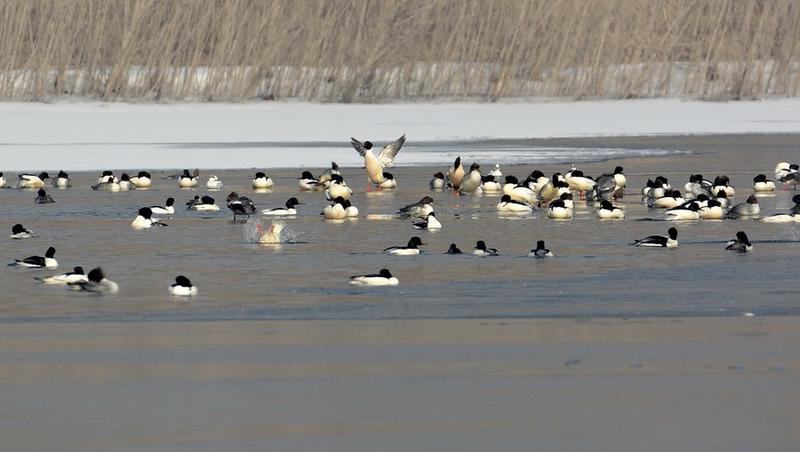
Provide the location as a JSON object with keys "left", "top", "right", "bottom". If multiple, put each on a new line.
{"left": 488, "top": 164, "right": 502, "bottom": 177}
{"left": 559, "top": 192, "right": 574, "bottom": 211}
{"left": 35, "top": 266, "right": 87, "bottom": 285}
{"left": 261, "top": 197, "right": 301, "bottom": 216}
{"left": 664, "top": 202, "right": 700, "bottom": 221}
{"left": 322, "top": 197, "right": 347, "bottom": 220}
{"left": 759, "top": 195, "right": 800, "bottom": 223}
{"left": 298, "top": 171, "right": 322, "bottom": 191}
{"left": 684, "top": 174, "right": 713, "bottom": 199}
{"left": 378, "top": 172, "right": 397, "bottom": 189}
{"left": 778, "top": 163, "right": 799, "bottom": 188}
{"left": 52, "top": 170, "right": 71, "bottom": 188}
{"left": 612, "top": 166, "right": 627, "bottom": 189}
{"left": 537, "top": 174, "right": 563, "bottom": 204}
{"left": 648, "top": 190, "right": 684, "bottom": 209}
{"left": 350, "top": 135, "right": 405, "bottom": 191}
{"left": 445, "top": 243, "right": 463, "bottom": 254}
{"left": 178, "top": 169, "right": 199, "bottom": 188}
{"left": 698, "top": 199, "right": 724, "bottom": 219}
{"left": 473, "top": 240, "right": 499, "bottom": 256}
{"left": 547, "top": 199, "right": 572, "bottom": 220}
{"left": 258, "top": 221, "right": 286, "bottom": 244}
{"left": 206, "top": 175, "right": 224, "bottom": 190}
{"left": 97, "top": 170, "right": 117, "bottom": 184}
{"left": 349, "top": 269, "right": 399, "bottom": 286}
{"left": 131, "top": 207, "right": 168, "bottom": 229}
{"left": 726, "top": 194, "right": 759, "bottom": 218}
{"left": 752, "top": 174, "right": 776, "bottom": 192}
{"left": 188, "top": 195, "right": 220, "bottom": 212}
{"left": 775, "top": 162, "right": 793, "bottom": 180}
{"left": 384, "top": 237, "right": 424, "bottom": 255}
{"left": 91, "top": 178, "right": 120, "bottom": 192}
{"left": 397, "top": 196, "right": 434, "bottom": 219}
{"left": 149, "top": 197, "right": 175, "bottom": 215}
{"left": 9, "top": 246, "right": 58, "bottom": 269}
{"left": 252, "top": 171, "right": 274, "bottom": 189}
{"left": 169, "top": 275, "right": 198, "bottom": 296}
{"left": 597, "top": 200, "right": 625, "bottom": 219}
{"left": 529, "top": 240, "right": 553, "bottom": 258}
{"left": 17, "top": 172, "right": 49, "bottom": 188}
{"left": 565, "top": 167, "right": 597, "bottom": 196}
{"left": 117, "top": 173, "right": 133, "bottom": 191}
{"left": 68, "top": 267, "right": 119, "bottom": 294}
{"left": 412, "top": 212, "right": 441, "bottom": 230}
{"left": 10, "top": 224, "right": 36, "bottom": 239}
{"left": 226, "top": 192, "right": 256, "bottom": 221}
{"left": 526, "top": 170, "right": 549, "bottom": 193}
{"left": 35, "top": 188, "right": 55, "bottom": 204}
{"left": 502, "top": 175, "right": 537, "bottom": 204}
{"left": 633, "top": 227, "right": 678, "bottom": 248}
{"left": 714, "top": 190, "right": 730, "bottom": 209}
{"left": 725, "top": 231, "right": 752, "bottom": 253}
{"left": 446, "top": 156, "right": 465, "bottom": 191}
{"left": 429, "top": 172, "right": 446, "bottom": 189}
{"left": 343, "top": 199, "right": 359, "bottom": 218}
{"left": 0, "top": 172, "right": 6, "bottom": 188}
{"left": 325, "top": 174, "right": 353, "bottom": 200}
{"left": 480, "top": 175, "right": 502, "bottom": 192}
{"left": 130, "top": 171, "right": 152, "bottom": 188}
{"left": 459, "top": 163, "right": 482, "bottom": 194}
{"left": 497, "top": 194, "right": 534, "bottom": 213}
{"left": 318, "top": 161, "right": 341, "bottom": 187}
{"left": 712, "top": 175, "right": 735, "bottom": 198}
{"left": 643, "top": 178, "right": 668, "bottom": 199}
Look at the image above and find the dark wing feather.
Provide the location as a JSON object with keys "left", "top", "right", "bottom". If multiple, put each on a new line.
{"left": 350, "top": 138, "right": 367, "bottom": 157}
{"left": 378, "top": 134, "right": 405, "bottom": 167}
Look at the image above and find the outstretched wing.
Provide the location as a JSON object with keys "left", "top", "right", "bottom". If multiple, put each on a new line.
{"left": 378, "top": 134, "right": 405, "bottom": 168}
{"left": 350, "top": 138, "right": 367, "bottom": 157}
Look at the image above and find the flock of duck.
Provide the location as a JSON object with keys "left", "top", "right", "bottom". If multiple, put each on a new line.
{"left": 4, "top": 135, "right": 800, "bottom": 290}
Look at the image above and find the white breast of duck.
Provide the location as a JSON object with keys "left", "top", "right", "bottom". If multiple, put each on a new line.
{"left": 379, "top": 172, "right": 397, "bottom": 189}
{"left": 430, "top": 172, "right": 446, "bottom": 189}
{"left": 170, "top": 275, "right": 198, "bottom": 296}
{"left": 412, "top": 213, "right": 441, "bottom": 230}
{"left": 698, "top": 200, "right": 724, "bottom": 219}
{"left": 178, "top": 170, "right": 198, "bottom": 188}
{"left": 52, "top": 171, "right": 71, "bottom": 188}
{"left": 349, "top": 269, "right": 399, "bottom": 286}
{"left": 459, "top": 163, "right": 482, "bottom": 194}
{"left": 252, "top": 172, "right": 274, "bottom": 189}
{"left": 118, "top": 174, "right": 133, "bottom": 191}
{"left": 0, "top": 173, "right": 6, "bottom": 188}
{"left": 131, "top": 171, "right": 152, "bottom": 188}
{"left": 612, "top": 167, "right": 627, "bottom": 188}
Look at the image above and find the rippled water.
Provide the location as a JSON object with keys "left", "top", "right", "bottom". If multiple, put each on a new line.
{"left": 2, "top": 135, "right": 799, "bottom": 322}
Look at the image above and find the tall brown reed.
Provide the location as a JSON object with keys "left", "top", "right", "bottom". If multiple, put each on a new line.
{"left": 0, "top": 0, "right": 798, "bottom": 102}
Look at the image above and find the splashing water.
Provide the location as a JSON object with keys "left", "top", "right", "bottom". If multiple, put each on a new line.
{"left": 244, "top": 217, "right": 297, "bottom": 244}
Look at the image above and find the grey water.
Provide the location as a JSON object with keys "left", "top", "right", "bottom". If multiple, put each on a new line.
{"left": 1, "top": 134, "right": 799, "bottom": 322}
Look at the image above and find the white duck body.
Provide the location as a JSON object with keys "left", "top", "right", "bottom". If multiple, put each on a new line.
{"left": 36, "top": 267, "right": 88, "bottom": 285}
{"left": 565, "top": 169, "right": 597, "bottom": 193}
{"left": 206, "top": 175, "right": 224, "bottom": 190}
{"left": 349, "top": 269, "right": 399, "bottom": 286}
{"left": 326, "top": 181, "right": 353, "bottom": 201}
{"left": 547, "top": 200, "right": 573, "bottom": 220}
{"left": 698, "top": 201, "right": 724, "bottom": 220}
{"left": 17, "top": 173, "right": 48, "bottom": 188}
{"left": 753, "top": 180, "right": 776, "bottom": 192}
{"left": 52, "top": 172, "right": 71, "bottom": 188}
{"left": 459, "top": 164, "right": 482, "bottom": 194}
{"left": 664, "top": 204, "right": 700, "bottom": 221}
{"left": 323, "top": 201, "right": 347, "bottom": 220}
{"left": 178, "top": 171, "right": 198, "bottom": 188}
{"left": 760, "top": 213, "right": 800, "bottom": 223}
{"left": 597, "top": 201, "right": 624, "bottom": 219}
{"left": 0, "top": 173, "right": 6, "bottom": 188}
{"left": 130, "top": 172, "right": 152, "bottom": 188}
{"left": 252, "top": 172, "right": 274, "bottom": 189}
{"left": 497, "top": 195, "right": 533, "bottom": 213}
{"left": 412, "top": 213, "right": 441, "bottom": 230}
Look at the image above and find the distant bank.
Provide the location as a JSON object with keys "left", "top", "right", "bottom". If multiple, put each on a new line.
{"left": 1, "top": 0, "right": 799, "bottom": 102}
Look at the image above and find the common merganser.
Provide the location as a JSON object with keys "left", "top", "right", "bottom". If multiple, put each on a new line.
{"left": 17, "top": 172, "right": 49, "bottom": 188}
{"left": 226, "top": 192, "right": 256, "bottom": 221}
{"left": 473, "top": 240, "right": 499, "bottom": 256}
{"left": 35, "top": 188, "right": 55, "bottom": 204}
{"left": 130, "top": 171, "right": 152, "bottom": 188}
{"left": 725, "top": 231, "right": 752, "bottom": 253}
{"left": 397, "top": 196, "right": 434, "bottom": 219}
{"left": 252, "top": 171, "right": 274, "bottom": 189}
{"left": 9, "top": 246, "right": 57, "bottom": 269}
{"left": 378, "top": 172, "right": 397, "bottom": 189}
{"left": 35, "top": 266, "right": 87, "bottom": 285}
{"left": 753, "top": 174, "right": 776, "bottom": 192}
{"left": 169, "top": 275, "right": 198, "bottom": 296}
{"left": 488, "top": 164, "right": 502, "bottom": 177}
{"left": 446, "top": 157, "right": 465, "bottom": 191}
{"left": 52, "top": 170, "right": 71, "bottom": 188}
{"left": 322, "top": 197, "right": 347, "bottom": 220}
{"left": 497, "top": 194, "right": 534, "bottom": 213}
{"left": 726, "top": 194, "right": 759, "bottom": 218}
{"left": 445, "top": 243, "right": 463, "bottom": 254}
{"left": 597, "top": 200, "right": 624, "bottom": 219}
{"left": 480, "top": 175, "right": 502, "bottom": 192}
{"left": 529, "top": 240, "right": 553, "bottom": 258}
{"left": 384, "top": 237, "right": 424, "bottom": 255}
{"left": 412, "top": 212, "right": 441, "bottom": 230}
{"left": 206, "top": 175, "right": 224, "bottom": 190}
{"left": 68, "top": 267, "right": 119, "bottom": 294}
{"left": 178, "top": 169, "right": 199, "bottom": 188}
{"left": 261, "top": 197, "right": 301, "bottom": 216}
{"left": 189, "top": 195, "right": 220, "bottom": 212}
{"left": 10, "top": 224, "right": 36, "bottom": 239}
{"left": 298, "top": 171, "right": 322, "bottom": 191}
{"left": 633, "top": 227, "right": 678, "bottom": 248}
{"left": 118, "top": 173, "right": 133, "bottom": 191}
{"left": 429, "top": 172, "right": 446, "bottom": 190}
{"left": 351, "top": 135, "right": 405, "bottom": 191}
{"left": 149, "top": 198, "right": 175, "bottom": 215}
{"left": 349, "top": 269, "right": 399, "bottom": 286}
{"left": 547, "top": 199, "right": 572, "bottom": 220}
{"left": 131, "top": 207, "right": 168, "bottom": 229}
{"left": 459, "top": 163, "right": 482, "bottom": 194}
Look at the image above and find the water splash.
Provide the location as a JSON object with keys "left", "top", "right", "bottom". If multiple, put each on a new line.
{"left": 244, "top": 218, "right": 297, "bottom": 244}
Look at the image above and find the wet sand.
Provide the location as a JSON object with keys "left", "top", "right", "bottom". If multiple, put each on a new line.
{"left": 1, "top": 317, "right": 798, "bottom": 451}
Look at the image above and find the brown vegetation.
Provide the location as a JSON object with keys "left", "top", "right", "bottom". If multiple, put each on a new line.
{"left": 1, "top": 0, "right": 799, "bottom": 102}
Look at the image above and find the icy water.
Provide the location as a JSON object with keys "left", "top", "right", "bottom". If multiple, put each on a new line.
{"left": 2, "top": 134, "right": 799, "bottom": 322}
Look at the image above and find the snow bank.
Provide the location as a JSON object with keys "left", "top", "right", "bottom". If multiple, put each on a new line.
{"left": 1, "top": 99, "right": 799, "bottom": 171}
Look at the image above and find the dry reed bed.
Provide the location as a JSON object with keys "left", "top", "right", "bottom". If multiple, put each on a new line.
{"left": 1, "top": 0, "right": 800, "bottom": 102}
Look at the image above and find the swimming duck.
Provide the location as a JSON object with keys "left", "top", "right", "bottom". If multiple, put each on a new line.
{"left": 149, "top": 197, "right": 175, "bottom": 215}
{"left": 597, "top": 200, "right": 624, "bottom": 219}
{"left": 648, "top": 190, "right": 684, "bottom": 209}
{"left": 480, "top": 175, "right": 502, "bottom": 192}
{"left": 10, "top": 224, "right": 35, "bottom": 239}
{"left": 759, "top": 194, "right": 800, "bottom": 222}
{"left": 226, "top": 192, "right": 256, "bottom": 221}
{"left": 726, "top": 194, "right": 759, "bottom": 218}
{"left": 116, "top": 173, "right": 133, "bottom": 191}
{"left": 752, "top": 174, "right": 776, "bottom": 192}
{"left": 52, "top": 170, "right": 71, "bottom": 188}
{"left": 349, "top": 269, "right": 399, "bottom": 286}
{"left": 261, "top": 197, "right": 301, "bottom": 216}
{"left": 189, "top": 195, "right": 220, "bottom": 212}
{"left": 775, "top": 162, "right": 799, "bottom": 187}
{"left": 445, "top": 243, "right": 463, "bottom": 254}
{"left": 130, "top": 171, "right": 152, "bottom": 188}
{"left": 378, "top": 172, "right": 397, "bottom": 189}
{"left": 473, "top": 240, "right": 499, "bottom": 256}
{"left": 318, "top": 161, "right": 341, "bottom": 187}
{"left": 412, "top": 212, "right": 441, "bottom": 230}
{"left": 712, "top": 175, "right": 735, "bottom": 198}
{"left": 206, "top": 175, "right": 224, "bottom": 190}
{"left": 35, "top": 266, "right": 87, "bottom": 285}
{"left": 97, "top": 170, "right": 117, "bottom": 184}
{"left": 488, "top": 164, "right": 503, "bottom": 177}
{"left": 17, "top": 172, "right": 49, "bottom": 188}
{"left": 68, "top": 267, "right": 119, "bottom": 294}
{"left": 684, "top": 174, "right": 713, "bottom": 199}
{"left": 664, "top": 202, "right": 700, "bottom": 221}
{"left": 343, "top": 199, "right": 359, "bottom": 218}
{"left": 169, "top": 275, "right": 198, "bottom": 296}
{"left": 547, "top": 199, "right": 572, "bottom": 220}
{"left": 9, "top": 246, "right": 58, "bottom": 269}
{"left": 252, "top": 171, "right": 274, "bottom": 189}
{"left": 429, "top": 172, "right": 446, "bottom": 190}
{"left": 633, "top": 227, "right": 678, "bottom": 248}
{"left": 178, "top": 169, "right": 199, "bottom": 188}
{"left": 384, "top": 237, "right": 424, "bottom": 255}
{"left": 35, "top": 188, "right": 55, "bottom": 204}
{"left": 397, "top": 196, "right": 434, "bottom": 219}
{"left": 725, "top": 231, "right": 752, "bottom": 253}
{"left": 529, "top": 240, "right": 553, "bottom": 258}
{"left": 497, "top": 194, "right": 534, "bottom": 213}
{"left": 351, "top": 135, "right": 405, "bottom": 191}
{"left": 502, "top": 175, "right": 537, "bottom": 204}
{"left": 698, "top": 199, "right": 724, "bottom": 219}
{"left": 714, "top": 190, "right": 730, "bottom": 209}
{"left": 322, "top": 197, "right": 347, "bottom": 220}
{"left": 298, "top": 171, "right": 322, "bottom": 191}
{"left": 91, "top": 178, "right": 120, "bottom": 192}
{"left": 131, "top": 207, "right": 168, "bottom": 229}
{"left": 325, "top": 174, "right": 353, "bottom": 200}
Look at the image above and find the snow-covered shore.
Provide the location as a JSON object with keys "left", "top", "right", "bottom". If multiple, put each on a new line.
{"left": 1, "top": 99, "right": 799, "bottom": 171}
